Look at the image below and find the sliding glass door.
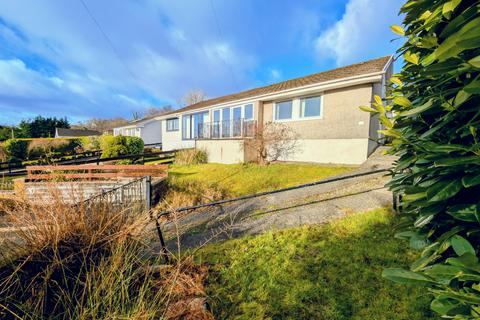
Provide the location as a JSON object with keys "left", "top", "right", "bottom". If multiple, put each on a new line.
{"left": 221, "top": 107, "right": 231, "bottom": 138}
{"left": 232, "top": 106, "right": 242, "bottom": 137}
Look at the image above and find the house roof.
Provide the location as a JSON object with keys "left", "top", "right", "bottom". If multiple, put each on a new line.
{"left": 161, "top": 55, "right": 392, "bottom": 117}
{"left": 56, "top": 128, "right": 101, "bottom": 137}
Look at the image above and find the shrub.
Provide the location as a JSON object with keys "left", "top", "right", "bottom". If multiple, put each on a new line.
{"left": 79, "top": 136, "right": 101, "bottom": 151}
{"left": 175, "top": 148, "right": 208, "bottom": 165}
{"left": 125, "top": 136, "right": 144, "bottom": 154}
{"left": 363, "top": 1, "right": 480, "bottom": 318}
{"left": 27, "top": 138, "right": 81, "bottom": 159}
{"left": 0, "top": 144, "right": 6, "bottom": 162}
{"left": 100, "top": 135, "right": 144, "bottom": 158}
{"left": 3, "top": 139, "right": 28, "bottom": 161}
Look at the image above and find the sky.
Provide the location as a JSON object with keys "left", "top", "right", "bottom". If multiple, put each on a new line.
{"left": 0, "top": 0, "right": 403, "bottom": 125}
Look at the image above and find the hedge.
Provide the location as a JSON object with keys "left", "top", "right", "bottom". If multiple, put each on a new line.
{"left": 362, "top": 0, "right": 480, "bottom": 318}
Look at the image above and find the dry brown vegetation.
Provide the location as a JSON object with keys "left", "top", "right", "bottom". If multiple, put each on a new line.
{"left": 156, "top": 176, "right": 228, "bottom": 213}
{"left": 0, "top": 191, "right": 213, "bottom": 319}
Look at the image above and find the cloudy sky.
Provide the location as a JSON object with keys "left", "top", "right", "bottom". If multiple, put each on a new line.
{"left": 0, "top": 0, "right": 403, "bottom": 125}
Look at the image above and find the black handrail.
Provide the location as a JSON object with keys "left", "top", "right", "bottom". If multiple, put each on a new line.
{"left": 155, "top": 168, "right": 389, "bottom": 219}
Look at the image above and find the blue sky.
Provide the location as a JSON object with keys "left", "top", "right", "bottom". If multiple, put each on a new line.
{"left": 0, "top": 0, "right": 403, "bottom": 125}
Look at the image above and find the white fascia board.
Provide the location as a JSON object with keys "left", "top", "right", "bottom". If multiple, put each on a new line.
{"left": 154, "top": 71, "right": 385, "bottom": 119}
{"left": 114, "top": 118, "right": 160, "bottom": 130}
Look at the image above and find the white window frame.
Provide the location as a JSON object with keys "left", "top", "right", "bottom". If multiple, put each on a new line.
{"left": 274, "top": 100, "right": 294, "bottom": 121}
{"left": 299, "top": 95, "right": 323, "bottom": 120}
{"left": 166, "top": 118, "right": 179, "bottom": 132}
{"left": 273, "top": 94, "right": 323, "bottom": 122}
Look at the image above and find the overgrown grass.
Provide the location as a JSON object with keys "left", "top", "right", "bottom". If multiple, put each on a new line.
{"left": 0, "top": 194, "right": 213, "bottom": 319}
{"left": 168, "top": 162, "right": 355, "bottom": 197}
{"left": 196, "top": 208, "right": 435, "bottom": 319}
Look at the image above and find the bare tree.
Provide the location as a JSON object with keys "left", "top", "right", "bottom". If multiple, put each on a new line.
{"left": 178, "top": 90, "right": 205, "bottom": 106}
{"left": 243, "top": 121, "right": 299, "bottom": 165}
{"left": 132, "top": 105, "right": 173, "bottom": 120}
{"left": 143, "top": 105, "right": 173, "bottom": 117}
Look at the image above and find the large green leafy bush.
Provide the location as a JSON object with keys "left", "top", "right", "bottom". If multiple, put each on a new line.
{"left": 100, "top": 135, "right": 144, "bottom": 158}
{"left": 364, "top": 0, "right": 480, "bottom": 318}
{"left": 3, "top": 139, "right": 28, "bottom": 161}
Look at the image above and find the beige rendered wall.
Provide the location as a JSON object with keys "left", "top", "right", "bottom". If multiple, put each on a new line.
{"left": 280, "top": 138, "right": 370, "bottom": 165}
{"left": 261, "top": 84, "right": 373, "bottom": 139}
{"left": 196, "top": 140, "right": 245, "bottom": 164}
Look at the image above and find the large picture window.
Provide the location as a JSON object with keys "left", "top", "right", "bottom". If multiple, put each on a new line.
{"left": 244, "top": 104, "right": 253, "bottom": 120}
{"left": 300, "top": 96, "right": 321, "bottom": 118}
{"left": 166, "top": 118, "right": 179, "bottom": 131}
{"left": 182, "top": 112, "right": 208, "bottom": 140}
{"left": 275, "top": 100, "right": 293, "bottom": 120}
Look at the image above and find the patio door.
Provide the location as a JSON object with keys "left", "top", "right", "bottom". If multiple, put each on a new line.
{"left": 213, "top": 110, "right": 220, "bottom": 138}
{"left": 232, "top": 106, "right": 242, "bottom": 137}
{"left": 222, "top": 107, "right": 231, "bottom": 137}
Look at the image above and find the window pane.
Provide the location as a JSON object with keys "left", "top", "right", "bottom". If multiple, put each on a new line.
{"left": 244, "top": 104, "right": 253, "bottom": 120}
{"left": 167, "top": 118, "right": 178, "bottom": 131}
{"left": 182, "top": 115, "right": 189, "bottom": 139}
{"left": 275, "top": 101, "right": 292, "bottom": 120}
{"left": 233, "top": 107, "right": 242, "bottom": 136}
{"left": 301, "top": 96, "right": 321, "bottom": 117}
{"left": 213, "top": 110, "right": 220, "bottom": 138}
{"left": 222, "top": 108, "right": 231, "bottom": 137}
{"left": 213, "top": 110, "right": 220, "bottom": 122}
{"left": 233, "top": 107, "right": 241, "bottom": 120}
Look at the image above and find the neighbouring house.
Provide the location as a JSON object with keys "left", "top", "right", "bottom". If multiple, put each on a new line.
{"left": 55, "top": 128, "right": 101, "bottom": 138}
{"left": 114, "top": 56, "right": 393, "bottom": 165}
{"left": 113, "top": 117, "right": 162, "bottom": 145}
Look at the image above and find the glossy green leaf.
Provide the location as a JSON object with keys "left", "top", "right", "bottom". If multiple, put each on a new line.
{"left": 390, "top": 25, "right": 405, "bottom": 36}
{"left": 400, "top": 99, "right": 434, "bottom": 116}
{"left": 462, "top": 173, "right": 480, "bottom": 188}
{"left": 426, "top": 180, "right": 462, "bottom": 202}
{"left": 382, "top": 268, "right": 434, "bottom": 285}
{"left": 393, "top": 96, "right": 412, "bottom": 108}
{"left": 451, "top": 235, "right": 475, "bottom": 256}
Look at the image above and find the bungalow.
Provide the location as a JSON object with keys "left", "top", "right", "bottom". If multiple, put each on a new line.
{"left": 113, "top": 116, "right": 162, "bottom": 146}
{"left": 116, "top": 56, "right": 393, "bottom": 164}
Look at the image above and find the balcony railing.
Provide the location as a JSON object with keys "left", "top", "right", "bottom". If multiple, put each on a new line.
{"left": 197, "top": 119, "right": 257, "bottom": 139}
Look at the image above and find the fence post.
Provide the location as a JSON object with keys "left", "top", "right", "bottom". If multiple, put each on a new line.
{"left": 145, "top": 176, "right": 151, "bottom": 211}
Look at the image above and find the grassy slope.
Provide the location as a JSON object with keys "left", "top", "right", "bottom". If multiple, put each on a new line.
{"left": 167, "top": 163, "right": 355, "bottom": 196}
{"left": 197, "top": 209, "right": 435, "bottom": 320}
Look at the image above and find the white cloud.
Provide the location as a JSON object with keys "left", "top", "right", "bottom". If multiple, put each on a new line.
{"left": 315, "top": 0, "right": 402, "bottom": 66}
{"left": 0, "top": 59, "right": 61, "bottom": 96}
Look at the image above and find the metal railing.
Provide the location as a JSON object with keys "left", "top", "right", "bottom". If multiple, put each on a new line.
{"left": 197, "top": 119, "right": 257, "bottom": 139}
{"left": 80, "top": 176, "right": 151, "bottom": 211}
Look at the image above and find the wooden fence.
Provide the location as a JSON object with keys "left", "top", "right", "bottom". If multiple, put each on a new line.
{"left": 26, "top": 164, "right": 168, "bottom": 181}
{"left": 0, "top": 150, "right": 177, "bottom": 176}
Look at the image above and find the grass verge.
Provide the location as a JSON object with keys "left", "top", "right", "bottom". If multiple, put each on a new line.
{"left": 157, "top": 162, "right": 354, "bottom": 212}
{"left": 168, "top": 163, "right": 354, "bottom": 197}
{"left": 196, "top": 208, "right": 435, "bottom": 319}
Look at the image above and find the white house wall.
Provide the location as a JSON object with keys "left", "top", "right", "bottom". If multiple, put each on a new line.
{"left": 141, "top": 121, "right": 162, "bottom": 145}
{"left": 278, "top": 138, "right": 370, "bottom": 164}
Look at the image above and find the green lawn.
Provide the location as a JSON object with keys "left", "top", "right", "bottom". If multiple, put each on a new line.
{"left": 167, "top": 163, "right": 355, "bottom": 197}
{"left": 196, "top": 208, "right": 435, "bottom": 320}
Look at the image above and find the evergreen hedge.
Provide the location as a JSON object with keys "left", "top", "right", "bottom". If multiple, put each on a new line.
{"left": 363, "top": 0, "right": 480, "bottom": 318}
